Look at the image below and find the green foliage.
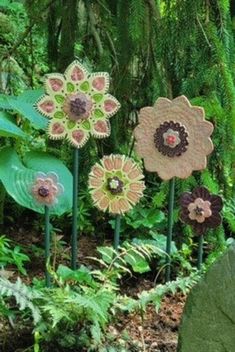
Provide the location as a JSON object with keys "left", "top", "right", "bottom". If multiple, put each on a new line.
{"left": 0, "top": 235, "right": 29, "bottom": 274}
{"left": 109, "top": 204, "right": 165, "bottom": 240}
{"left": 129, "top": 0, "right": 146, "bottom": 42}
{"left": 0, "top": 91, "right": 47, "bottom": 129}
{"left": 223, "top": 198, "right": 235, "bottom": 234}
{"left": 0, "top": 277, "right": 40, "bottom": 323}
{"left": 91, "top": 240, "right": 167, "bottom": 284}
{"left": 117, "top": 271, "right": 200, "bottom": 314}
{"left": 0, "top": 111, "right": 26, "bottom": 138}
{"left": 0, "top": 255, "right": 200, "bottom": 351}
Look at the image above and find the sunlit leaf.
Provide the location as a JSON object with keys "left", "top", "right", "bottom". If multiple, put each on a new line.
{"left": 0, "top": 111, "right": 26, "bottom": 138}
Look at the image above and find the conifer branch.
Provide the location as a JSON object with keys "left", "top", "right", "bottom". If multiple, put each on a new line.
{"left": 196, "top": 15, "right": 212, "bottom": 48}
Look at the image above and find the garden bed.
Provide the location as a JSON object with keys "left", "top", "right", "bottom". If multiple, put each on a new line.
{"left": 0, "top": 228, "right": 186, "bottom": 352}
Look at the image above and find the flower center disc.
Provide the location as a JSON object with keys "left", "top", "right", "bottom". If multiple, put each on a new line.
{"left": 38, "top": 186, "right": 50, "bottom": 198}
{"left": 154, "top": 121, "right": 189, "bottom": 157}
{"left": 63, "top": 93, "right": 92, "bottom": 122}
{"left": 107, "top": 176, "right": 124, "bottom": 195}
{"left": 166, "top": 134, "right": 177, "bottom": 146}
{"left": 194, "top": 206, "right": 204, "bottom": 216}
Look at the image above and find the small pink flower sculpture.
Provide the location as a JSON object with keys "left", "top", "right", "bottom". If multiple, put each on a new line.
{"left": 134, "top": 96, "right": 214, "bottom": 180}
{"left": 36, "top": 61, "right": 120, "bottom": 148}
{"left": 88, "top": 155, "right": 145, "bottom": 215}
{"left": 180, "top": 186, "right": 223, "bottom": 235}
{"left": 31, "top": 172, "right": 64, "bottom": 207}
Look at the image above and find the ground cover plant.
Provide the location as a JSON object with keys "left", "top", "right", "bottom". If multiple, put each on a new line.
{"left": 0, "top": 0, "right": 234, "bottom": 351}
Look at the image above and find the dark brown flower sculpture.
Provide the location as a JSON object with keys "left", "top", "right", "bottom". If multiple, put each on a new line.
{"left": 180, "top": 187, "right": 223, "bottom": 235}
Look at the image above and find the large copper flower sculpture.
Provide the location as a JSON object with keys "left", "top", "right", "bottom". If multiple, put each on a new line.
{"left": 88, "top": 155, "right": 145, "bottom": 215}
{"left": 31, "top": 172, "right": 64, "bottom": 207}
{"left": 180, "top": 186, "right": 223, "bottom": 235}
{"left": 36, "top": 61, "right": 120, "bottom": 148}
{"left": 134, "top": 96, "right": 214, "bottom": 180}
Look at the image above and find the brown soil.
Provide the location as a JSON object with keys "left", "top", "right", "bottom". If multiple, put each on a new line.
{"left": 114, "top": 294, "right": 185, "bottom": 351}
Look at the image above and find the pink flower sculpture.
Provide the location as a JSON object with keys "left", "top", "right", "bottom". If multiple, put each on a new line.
{"left": 31, "top": 172, "right": 64, "bottom": 207}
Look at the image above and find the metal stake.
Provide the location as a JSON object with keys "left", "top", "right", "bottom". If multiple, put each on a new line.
{"left": 165, "top": 177, "right": 175, "bottom": 282}
{"left": 71, "top": 147, "right": 80, "bottom": 270}
{"left": 197, "top": 235, "right": 204, "bottom": 270}
{"left": 44, "top": 205, "right": 51, "bottom": 287}
{"left": 114, "top": 214, "right": 121, "bottom": 250}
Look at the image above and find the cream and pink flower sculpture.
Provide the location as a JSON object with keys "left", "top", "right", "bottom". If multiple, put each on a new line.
{"left": 37, "top": 61, "right": 120, "bottom": 148}
{"left": 33, "top": 60, "right": 222, "bottom": 286}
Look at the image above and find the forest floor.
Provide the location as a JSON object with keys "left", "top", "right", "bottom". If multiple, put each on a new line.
{"left": 0, "top": 227, "right": 186, "bottom": 352}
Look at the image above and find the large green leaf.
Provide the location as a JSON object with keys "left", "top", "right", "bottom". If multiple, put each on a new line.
{"left": 0, "top": 93, "right": 47, "bottom": 130}
{"left": 0, "top": 147, "right": 72, "bottom": 215}
{"left": 0, "top": 111, "right": 26, "bottom": 138}
{"left": 18, "top": 89, "right": 44, "bottom": 104}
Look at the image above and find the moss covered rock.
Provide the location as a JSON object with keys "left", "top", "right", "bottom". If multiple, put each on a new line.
{"left": 178, "top": 244, "right": 235, "bottom": 352}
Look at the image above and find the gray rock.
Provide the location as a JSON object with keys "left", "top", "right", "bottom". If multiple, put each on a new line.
{"left": 178, "top": 244, "right": 235, "bottom": 352}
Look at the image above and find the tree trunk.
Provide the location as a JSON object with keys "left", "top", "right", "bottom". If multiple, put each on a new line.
{"left": 47, "top": 1, "right": 60, "bottom": 69}
{"left": 58, "top": 0, "right": 78, "bottom": 72}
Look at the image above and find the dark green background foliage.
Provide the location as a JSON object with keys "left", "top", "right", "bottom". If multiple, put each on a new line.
{"left": 0, "top": 0, "right": 234, "bottom": 244}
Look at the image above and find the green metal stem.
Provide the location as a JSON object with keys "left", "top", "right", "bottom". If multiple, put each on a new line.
{"left": 197, "top": 235, "right": 204, "bottom": 270}
{"left": 114, "top": 214, "right": 121, "bottom": 250}
{"left": 165, "top": 177, "right": 175, "bottom": 282}
{"left": 71, "top": 148, "right": 80, "bottom": 270}
{"left": 44, "top": 206, "right": 51, "bottom": 287}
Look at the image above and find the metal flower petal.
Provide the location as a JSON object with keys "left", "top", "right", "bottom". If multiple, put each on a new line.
{"left": 36, "top": 60, "right": 120, "bottom": 149}
{"left": 134, "top": 95, "right": 214, "bottom": 180}
{"left": 88, "top": 154, "right": 145, "bottom": 215}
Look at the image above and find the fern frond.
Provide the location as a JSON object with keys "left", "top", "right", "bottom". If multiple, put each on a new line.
{"left": 129, "top": 0, "right": 146, "bottom": 41}
{"left": 117, "top": 271, "right": 201, "bottom": 313}
{"left": 0, "top": 277, "right": 41, "bottom": 323}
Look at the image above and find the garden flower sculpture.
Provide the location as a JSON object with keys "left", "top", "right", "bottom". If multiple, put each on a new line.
{"left": 180, "top": 186, "right": 223, "bottom": 235}
{"left": 89, "top": 154, "right": 145, "bottom": 215}
{"left": 180, "top": 186, "right": 223, "bottom": 269}
{"left": 30, "top": 171, "right": 64, "bottom": 286}
{"left": 36, "top": 60, "right": 121, "bottom": 269}
{"left": 36, "top": 60, "right": 120, "bottom": 148}
{"left": 134, "top": 95, "right": 214, "bottom": 181}
{"left": 89, "top": 155, "right": 145, "bottom": 249}
{"left": 31, "top": 172, "right": 64, "bottom": 207}
{"left": 134, "top": 95, "right": 214, "bottom": 280}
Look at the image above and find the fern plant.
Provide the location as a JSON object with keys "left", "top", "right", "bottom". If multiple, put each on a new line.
{"left": 0, "top": 277, "right": 40, "bottom": 323}
{"left": 116, "top": 271, "right": 201, "bottom": 316}
{"left": 0, "top": 235, "right": 30, "bottom": 275}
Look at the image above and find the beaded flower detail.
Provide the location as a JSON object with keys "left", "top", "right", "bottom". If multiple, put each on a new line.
{"left": 36, "top": 61, "right": 120, "bottom": 148}
{"left": 180, "top": 186, "right": 223, "bottom": 235}
{"left": 31, "top": 172, "right": 64, "bottom": 207}
{"left": 88, "top": 155, "right": 145, "bottom": 215}
{"left": 134, "top": 96, "right": 214, "bottom": 180}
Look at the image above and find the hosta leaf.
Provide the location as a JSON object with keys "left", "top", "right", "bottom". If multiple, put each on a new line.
{"left": 0, "top": 93, "right": 47, "bottom": 129}
{"left": 19, "top": 89, "right": 44, "bottom": 103}
{"left": 0, "top": 147, "right": 72, "bottom": 215}
{"left": 0, "top": 111, "right": 26, "bottom": 138}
